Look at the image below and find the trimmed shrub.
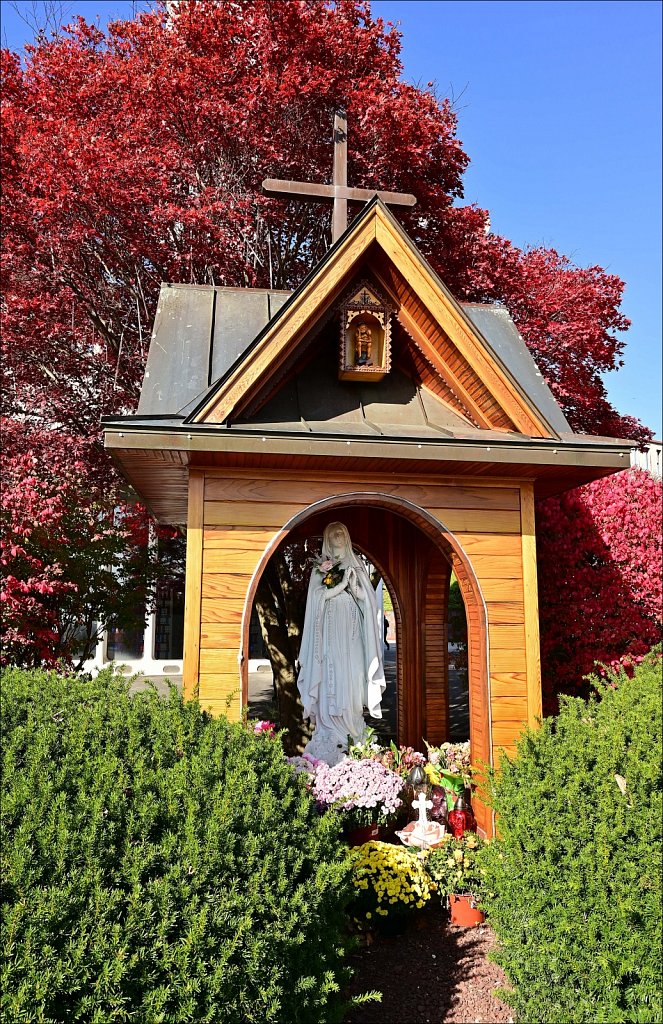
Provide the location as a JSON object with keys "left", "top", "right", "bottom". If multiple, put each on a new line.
{"left": 480, "top": 647, "right": 662, "bottom": 1023}
{"left": 1, "top": 668, "right": 352, "bottom": 1023}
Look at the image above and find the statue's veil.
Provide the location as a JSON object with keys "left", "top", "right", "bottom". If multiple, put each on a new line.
{"left": 321, "top": 522, "right": 363, "bottom": 570}
{"left": 321, "top": 521, "right": 376, "bottom": 602}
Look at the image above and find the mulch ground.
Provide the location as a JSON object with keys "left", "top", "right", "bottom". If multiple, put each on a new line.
{"left": 343, "top": 912, "right": 514, "bottom": 1024}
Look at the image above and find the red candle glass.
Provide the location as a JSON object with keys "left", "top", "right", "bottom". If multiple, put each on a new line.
{"left": 447, "top": 794, "right": 477, "bottom": 838}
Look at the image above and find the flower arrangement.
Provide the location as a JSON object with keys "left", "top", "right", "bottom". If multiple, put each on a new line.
{"left": 314, "top": 556, "right": 344, "bottom": 589}
{"left": 372, "top": 741, "right": 427, "bottom": 780}
{"left": 426, "top": 833, "right": 487, "bottom": 899}
{"left": 349, "top": 840, "right": 437, "bottom": 922}
{"left": 443, "top": 741, "right": 472, "bottom": 778}
{"left": 252, "top": 720, "right": 277, "bottom": 737}
{"left": 312, "top": 757, "right": 403, "bottom": 827}
{"left": 424, "top": 740, "right": 473, "bottom": 808}
{"left": 286, "top": 752, "right": 322, "bottom": 781}
{"left": 347, "top": 727, "right": 382, "bottom": 760}
{"left": 425, "top": 740, "right": 472, "bottom": 780}
{"left": 350, "top": 734, "right": 426, "bottom": 780}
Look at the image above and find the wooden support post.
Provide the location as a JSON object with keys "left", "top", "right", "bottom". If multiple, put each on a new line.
{"left": 182, "top": 470, "right": 204, "bottom": 700}
{"left": 521, "top": 483, "right": 542, "bottom": 727}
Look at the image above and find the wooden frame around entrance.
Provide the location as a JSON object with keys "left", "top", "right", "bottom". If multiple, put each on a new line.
{"left": 184, "top": 466, "right": 542, "bottom": 839}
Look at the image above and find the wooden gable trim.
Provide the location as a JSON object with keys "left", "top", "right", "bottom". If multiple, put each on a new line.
{"left": 194, "top": 200, "right": 558, "bottom": 436}
{"left": 373, "top": 211, "right": 553, "bottom": 438}
{"left": 194, "top": 217, "right": 377, "bottom": 424}
{"left": 373, "top": 270, "right": 496, "bottom": 430}
{"left": 373, "top": 261, "right": 517, "bottom": 431}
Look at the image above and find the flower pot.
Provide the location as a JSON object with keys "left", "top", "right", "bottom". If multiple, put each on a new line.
{"left": 378, "top": 819, "right": 402, "bottom": 845}
{"left": 345, "top": 822, "right": 380, "bottom": 846}
{"left": 448, "top": 893, "right": 485, "bottom": 927}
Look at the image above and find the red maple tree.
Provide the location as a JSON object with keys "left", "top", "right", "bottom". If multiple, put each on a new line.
{"left": 1, "top": 0, "right": 657, "bottom": 685}
{"left": 0, "top": 422, "right": 158, "bottom": 668}
{"left": 537, "top": 469, "right": 662, "bottom": 709}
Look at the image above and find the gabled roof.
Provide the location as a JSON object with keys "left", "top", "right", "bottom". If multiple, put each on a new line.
{"left": 185, "top": 197, "right": 570, "bottom": 439}
{"left": 102, "top": 196, "right": 635, "bottom": 524}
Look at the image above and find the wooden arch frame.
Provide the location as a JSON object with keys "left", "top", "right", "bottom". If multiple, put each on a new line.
{"left": 239, "top": 491, "right": 492, "bottom": 787}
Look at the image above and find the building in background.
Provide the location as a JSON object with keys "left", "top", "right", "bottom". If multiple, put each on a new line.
{"left": 631, "top": 440, "right": 662, "bottom": 478}
{"left": 86, "top": 533, "right": 186, "bottom": 678}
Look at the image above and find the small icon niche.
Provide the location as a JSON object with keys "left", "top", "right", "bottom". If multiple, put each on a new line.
{"left": 338, "top": 282, "right": 392, "bottom": 382}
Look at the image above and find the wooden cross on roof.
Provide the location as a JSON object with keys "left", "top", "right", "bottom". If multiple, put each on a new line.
{"left": 262, "top": 111, "right": 417, "bottom": 242}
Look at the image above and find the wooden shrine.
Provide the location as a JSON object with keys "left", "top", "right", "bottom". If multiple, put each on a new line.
{"left": 103, "top": 130, "right": 632, "bottom": 836}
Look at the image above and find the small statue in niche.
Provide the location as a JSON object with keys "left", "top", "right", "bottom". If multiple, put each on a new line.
{"left": 354, "top": 322, "right": 373, "bottom": 366}
{"left": 338, "top": 280, "right": 391, "bottom": 381}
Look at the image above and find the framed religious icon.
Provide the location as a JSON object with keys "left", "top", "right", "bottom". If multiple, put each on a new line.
{"left": 338, "top": 281, "right": 392, "bottom": 381}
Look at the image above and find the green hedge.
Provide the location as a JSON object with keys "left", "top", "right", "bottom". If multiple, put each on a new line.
{"left": 480, "top": 647, "right": 662, "bottom": 1023}
{"left": 1, "top": 668, "right": 352, "bottom": 1023}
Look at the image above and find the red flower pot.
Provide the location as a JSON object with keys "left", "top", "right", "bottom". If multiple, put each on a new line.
{"left": 345, "top": 823, "right": 380, "bottom": 846}
{"left": 448, "top": 893, "right": 485, "bottom": 927}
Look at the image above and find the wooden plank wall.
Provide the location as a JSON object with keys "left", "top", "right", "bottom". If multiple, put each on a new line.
{"left": 183, "top": 468, "right": 539, "bottom": 771}
{"left": 423, "top": 556, "right": 451, "bottom": 742}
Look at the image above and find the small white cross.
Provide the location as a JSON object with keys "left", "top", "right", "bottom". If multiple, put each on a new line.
{"left": 412, "top": 791, "right": 433, "bottom": 833}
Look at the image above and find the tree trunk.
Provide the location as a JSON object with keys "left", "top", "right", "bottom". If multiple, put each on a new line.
{"left": 254, "top": 552, "right": 309, "bottom": 755}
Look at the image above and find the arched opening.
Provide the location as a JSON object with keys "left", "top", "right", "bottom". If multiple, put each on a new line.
{"left": 241, "top": 492, "right": 490, "bottom": 796}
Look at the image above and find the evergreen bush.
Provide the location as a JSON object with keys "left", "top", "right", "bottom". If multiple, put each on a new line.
{"left": 1, "top": 668, "right": 352, "bottom": 1023}
{"left": 480, "top": 647, "right": 662, "bottom": 1023}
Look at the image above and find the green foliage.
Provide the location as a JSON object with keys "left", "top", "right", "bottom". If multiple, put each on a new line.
{"left": 481, "top": 647, "right": 663, "bottom": 1023}
{"left": 1, "top": 667, "right": 353, "bottom": 1023}
{"left": 448, "top": 575, "right": 463, "bottom": 612}
{"left": 427, "top": 833, "right": 487, "bottom": 899}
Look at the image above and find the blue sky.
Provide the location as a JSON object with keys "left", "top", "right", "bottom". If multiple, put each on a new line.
{"left": 3, "top": 0, "right": 661, "bottom": 437}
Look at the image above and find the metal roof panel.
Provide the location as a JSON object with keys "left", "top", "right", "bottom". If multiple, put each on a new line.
{"left": 137, "top": 284, "right": 291, "bottom": 417}
{"left": 461, "top": 303, "right": 572, "bottom": 436}
{"left": 137, "top": 285, "right": 213, "bottom": 416}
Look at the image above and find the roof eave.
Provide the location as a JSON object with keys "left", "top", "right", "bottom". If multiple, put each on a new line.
{"left": 104, "top": 423, "right": 634, "bottom": 524}
{"left": 104, "top": 422, "right": 634, "bottom": 467}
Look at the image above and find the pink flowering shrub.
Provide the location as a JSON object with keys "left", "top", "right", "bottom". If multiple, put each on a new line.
{"left": 537, "top": 469, "right": 662, "bottom": 711}
{"left": 252, "top": 720, "right": 276, "bottom": 736}
{"left": 313, "top": 757, "right": 403, "bottom": 827}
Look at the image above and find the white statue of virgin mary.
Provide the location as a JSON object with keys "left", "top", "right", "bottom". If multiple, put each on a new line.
{"left": 297, "top": 522, "right": 386, "bottom": 765}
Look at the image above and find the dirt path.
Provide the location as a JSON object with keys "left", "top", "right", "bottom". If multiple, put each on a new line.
{"left": 343, "top": 916, "right": 513, "bottom": 1024}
